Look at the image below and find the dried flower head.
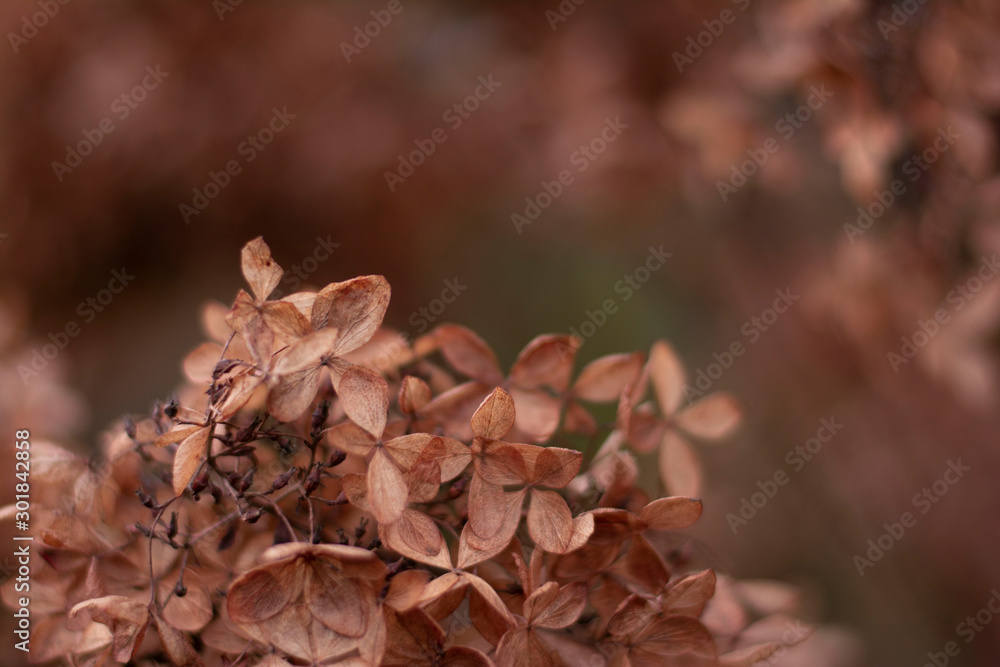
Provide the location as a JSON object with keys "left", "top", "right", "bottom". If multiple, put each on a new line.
{"left": 2, "top": 238, "right": 815, "bottom": 666}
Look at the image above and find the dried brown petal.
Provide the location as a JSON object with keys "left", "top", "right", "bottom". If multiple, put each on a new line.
{"left": 529, "top": 582, "right": 588, "bottom": 630}
{"left": 154, "top": 426, "right": 202, "bottom": 449}
{"left": 441, "top": 645, "right": 494, "bottom": 666}
{"left": 227, "top": 562, "right": 300, "bottom": 624}
{"left": 369, "top": 448, "right": 407, "bottom": 524}
{"left": 342, "top": 472, "right": 373, "bottom": 513}
{"left": 261, "top": 300, "right": 313, "bottom": 343}
{"left": 327, "top": 421, "right": 378, "bottom": 458}
{"left": 638, "top": 497, "right": 703, "bottom": 531}
{"left": 382, "top": 607, "right": 446, "bottom": 665}
{"left": 69, "top": 595, "right": 150, "bottom": 663}
{"left": 339, "top": 364, "right": 389, "bottom": 439}
{"left": 154, "top": 615, "right": 205, "bottom": 667}
{"left": 661, "top": 570, "right": 716, "bottom": 617}
{"left": 173, "top": 426, "right": 211, "bottom": 495}
{"left": 658, "top": 431, "right": 703, "bottom": 498}
{"left": 529, "top": 446, "right": 582, "bottom": 488}
{"left": 527, "top": 490, "right": 575, "bottom": 554}
{"left": 241, "top": 237, "right": 284, "bottom": 302}
{"left": 431, "top": 325, "right": 503, "bottom": 384}
{"left": 572, "top": 352, "right": 645, "bottom": 402}
{"left": 384, "top": 570, "right": 431, "bottom": 612}
{"left": 381, "top": 509, "right": 452, "bottom": 570}
{"left": 509, "top": 387, "right": 562, "bottom": 443}
{"left": 472, "top": 439, "right": 528, "bottom": 486}
{"left": 466, "top": 573, "right": 517, "bottom": 645}
{"left": 466, "top": 477, "right": 521, "bottom": 544}
{"left": 312, "top": 275, "right": 391, "bottom": 355}
{"left": 608, "top": 595, "right": 654, "bottom": 637}
{"left": 399, "top": 375, "right": 433, "bottom": 414}
{"left": 674, "top": 392, "right": 743, "bottom": 440}
{"left": 649, "top": 340, "right": 686, "bottom": 416}
{"left": 305, "top": 565, "right": 368, "bottom": 637}
{"left": 412, "top": 436, "right": 471, "bottom": 482}
{"left": 404, "top": 460, "right": 442, "bottom": 503}
{"left": 160, "top": 572, "right": 214, "bottom": 632}
{"left": 509, "top": 334, "right": 577, "bottom": 391}
{"left": 471, "top": 387, "right": 516, "bottom": 440}
{"left": 633, "top": 614, "right": 716, "bottom": 659}
{"left": 267, "top": 366, "right": 326, "bottom": 422}
{"left": 495, "top": 628, "right": 555, "bottom": 666}
{"left": 216, "top": 368, "right": 263, "bottom": 419}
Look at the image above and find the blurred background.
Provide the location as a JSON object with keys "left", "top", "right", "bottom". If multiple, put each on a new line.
{"left": 1, "top": 0, "right": 999, "bottom": 665}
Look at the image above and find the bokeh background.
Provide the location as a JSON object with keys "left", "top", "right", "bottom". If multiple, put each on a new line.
{"left": 2, "top": 0, "right": 1000, "bottom": 665}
